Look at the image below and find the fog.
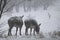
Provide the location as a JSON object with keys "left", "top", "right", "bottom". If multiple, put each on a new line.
{"left": 0, "top": 0, "right": 60, "bottom": 35}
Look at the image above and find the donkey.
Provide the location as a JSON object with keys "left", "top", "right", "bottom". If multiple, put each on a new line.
{"left": 8, "top": 15, "right": 24, "bottom": 36}
{"left": 24, "top": 19, "right": 41, "bottom": 35}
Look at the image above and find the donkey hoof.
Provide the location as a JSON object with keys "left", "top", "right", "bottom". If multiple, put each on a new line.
{"left": 30, "top": 34, "right": 32, "bottom": 36}
{"left": 33, "top": 34, "right": 35, "bottom": 35}
{"left": 33, "top": 34, "right": 35, "bottom": 36}
{"left": 8, "top": 34, "right": 12, "bottom": 36}
{"left": 25, "top": 34, "right": 28, "bottom": 36}
{"left": 15, "top": 34, "right": 17, "bottom": 36}
{"left": 20, "top": 34, "right": 22, "bottom": 35}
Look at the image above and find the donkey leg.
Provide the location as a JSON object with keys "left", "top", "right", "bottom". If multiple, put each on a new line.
{"left": 15, "top": 27, "right": 18, "bottom": 36}
{"left": 30, "top": 28, "right": 32, "bottom": 35}
{"left": 19, "top": 27, "right": 22, "bottom": 35}
{"left": 25, "top": 28, "right": 28, "bottom": 35}
{"left": 33, "top": 29, "right": 35, "bottom": 35}
{"left": 8, "top": 27, "right": 12, "bottom": 36}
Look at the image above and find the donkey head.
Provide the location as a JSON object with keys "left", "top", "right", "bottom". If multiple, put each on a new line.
{"left": 36, "top": 23, "right": 41, "bottom": 34}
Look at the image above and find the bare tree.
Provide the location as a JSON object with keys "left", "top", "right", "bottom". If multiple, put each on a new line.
{"left": 0, "top": 0, "right": 8, "bottom": 18}
{"left": 23, "top": 0, "right": 56, "bottom": 12}
{"left": 0, "top": 0, "right": 56, "bottom": 18}
{"left": 0, "top": 0, "right": 26, "bottom": 18}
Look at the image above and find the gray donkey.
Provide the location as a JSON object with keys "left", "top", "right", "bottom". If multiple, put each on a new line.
{"left": 8, "top": 15, "right": 24, "bottom": 36}
{"left": 24, "top": 19, "right": 41, "bottom": 35}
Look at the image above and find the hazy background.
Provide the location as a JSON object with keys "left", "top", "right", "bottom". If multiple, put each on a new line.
{"left": 0, "top": 0, "right": 60, "bottom": 35}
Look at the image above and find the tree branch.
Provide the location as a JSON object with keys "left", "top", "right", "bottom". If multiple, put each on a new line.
{"left": 3, "top": 4, "right": 15, "bottom": 13}
{"left": 3, "top": 0, "right": 26, "bottom": 13}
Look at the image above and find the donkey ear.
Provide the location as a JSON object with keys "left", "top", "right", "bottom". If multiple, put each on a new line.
{"left": 21, "top": 15, "right": 24, "bottom": 18}
{"left": 39, "top": 23, "right": 41, "bottom": 26}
